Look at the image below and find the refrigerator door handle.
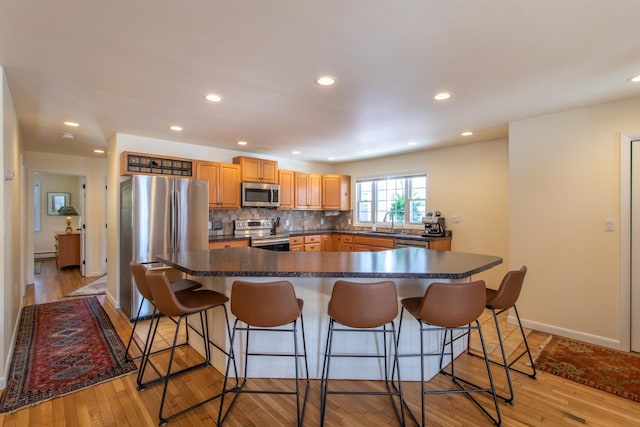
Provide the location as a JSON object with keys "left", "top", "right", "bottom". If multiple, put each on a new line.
{"left": 172, "top": 188, "right": 179, "bottom": 251}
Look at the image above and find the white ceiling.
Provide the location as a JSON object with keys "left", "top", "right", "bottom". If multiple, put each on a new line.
{"left": 1, "top": 0, "right": 640, "bottom": 163}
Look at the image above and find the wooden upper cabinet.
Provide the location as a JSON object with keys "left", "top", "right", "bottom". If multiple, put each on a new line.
{"left": 322, "top": 174, "right": 351, "bottom": 210}
{"left": 196, "top": 161, "right": 241, "bottom": 209}
{"left": 233, "top": 156, "right": 278, "bottom": 184}
{"left": 309, "top": 174, "right": 322, "bottom": 209}
{"left": 294, "top": 172, "right": 322, "bottom": 209}
{"left": 278, "top": 170, "right": 295, "bottom": 209}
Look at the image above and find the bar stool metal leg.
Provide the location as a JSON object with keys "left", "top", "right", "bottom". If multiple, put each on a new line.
{"left": 142, "top": 271, "right": 233, "bottom": 426}
{"left": 397, "top": 280, "right": 502, "bottom": 427}
{"left": 218, "top": 280, "right": 309, "bottom": 427}
{"left": 467, "top": 266, "right": 536, "bottom": 404}
{"left": 320, "top": 280, "right": 405, "bottom": 427}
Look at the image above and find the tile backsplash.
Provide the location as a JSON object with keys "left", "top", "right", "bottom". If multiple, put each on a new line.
{"left": 209, "top": 208, "right": 352, "bottom": 236}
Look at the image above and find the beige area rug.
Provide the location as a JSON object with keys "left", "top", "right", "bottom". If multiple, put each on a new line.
{"left": 64, "top": 275, "right": 107, "bottom": 297}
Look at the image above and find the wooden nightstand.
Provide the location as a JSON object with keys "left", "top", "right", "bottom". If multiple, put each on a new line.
{"left": 55, "top": 231, "right": 80, "bottom": 269}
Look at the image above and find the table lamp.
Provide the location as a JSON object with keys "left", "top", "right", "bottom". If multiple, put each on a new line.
{"left": 58, "top": 206, "right": 79, "bottom": 233}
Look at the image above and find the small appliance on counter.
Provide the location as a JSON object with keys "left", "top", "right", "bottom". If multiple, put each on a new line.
{"left": 422, "top": 211, "right": 446, "bottom": 237}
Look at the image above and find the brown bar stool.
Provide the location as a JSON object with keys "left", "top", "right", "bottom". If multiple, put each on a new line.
{"left": 397, "top": 280, "right": 501, "bottom": 426}
{"left": 124, "top": 260, "right": 202, "bottom": 365}
{"left": 467, "top": 266, "right": 536, "bottom": 404}
{"left": 218, "top": 280, "right": 309, "bottom": 427}
{"left": 320, "top": 280, "right": 405, "bottom": 426}
{"left": 126, "top": 261, "right": 205, "bottom": 392}
{"left": 143, "top": 270, "right": 234, "bottom": 426}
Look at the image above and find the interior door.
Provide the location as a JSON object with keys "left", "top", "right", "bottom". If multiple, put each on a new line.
{"left": 631, "top": 140, "right": 640, "bottom": 352}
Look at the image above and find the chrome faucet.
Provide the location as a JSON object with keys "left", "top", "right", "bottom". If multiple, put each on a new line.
{"left": 383, "top": 211, "right": 395, "bottom": 233}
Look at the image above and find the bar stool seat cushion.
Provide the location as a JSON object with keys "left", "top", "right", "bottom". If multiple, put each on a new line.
{"left": 484, "top": 266, "right": 526, "bottom": 310}
{"left": 231, "top": 280, "right": 303, "bottom": 327}
{"left": 153, "top": 282, "right": 229, "bottom": 318}
{"left": 401, "top": 281, "right": 485, "bottom": 328}
{"left": 328, "top": 280, "right": 398, "bottom": 328}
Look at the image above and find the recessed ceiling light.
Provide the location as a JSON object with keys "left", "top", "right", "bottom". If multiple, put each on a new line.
{"left": 316, "top": 75, "right": 337, "bottom": 86}
{"left": 433, "top": 92, "right": 451, "bottom": 101}
{"left": 292, "top": 150, "right": 301, "bottom": 155}
{"left": 408, "top": 141, "right": 417, "bottom": 146}
{"left": 237, "top": 140, "right": 248, "bottom": 146}
{"left": 363, "top": 150, "right": 371, "bottom": 154}
{"left": 170, "top": 125, "right": 183, "bottom": 131}
{"left": 204, "top": 93, "right": 223, "bottom": 103}
{"left": 62, "top": 133, "right": 75, "bottom": 139}
{"left": 94, "top": 149, "right": 105, "bottom": 154}
{"left": 64, "top": 121, "right": 79, "bottom": 127}
{"left": 328, "top": 156, "right": 336, "bottom": 161}
{"left": 461, "top": 131, "right": 473, "bottom": 136}
{"left": 630, "top": 74, "right": 640, "bottom": 83}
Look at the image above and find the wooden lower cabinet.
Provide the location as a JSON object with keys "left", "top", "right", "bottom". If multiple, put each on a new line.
{"left": 289, "top": 236, "right": 304, "bottom": 251}
{"left": 289, "top": 234, "right": 325, "bottom": 251}
{"left": 209, "top": 239, "right": 249, "bottom": 249}
{"left": 55, "top": 231, "right": 80, "bottom": 269}
{"left": 429, "top": 239, "right": 452, "bottom": 251}
{"left": 352, "top": 235, "right": 394, "bottom": 252}
{"left": 289, "top": 233, "right": 450, "bottom": 252}
{"left": 304, "top": 234, "right": 321, "bottom": 252}
{"left": 340, "top": 234, "right": 354, "bottom": 251}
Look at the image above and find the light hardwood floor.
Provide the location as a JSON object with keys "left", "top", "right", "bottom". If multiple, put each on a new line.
{"left": 1, "top": 259, "right": 640, "bottom": 426}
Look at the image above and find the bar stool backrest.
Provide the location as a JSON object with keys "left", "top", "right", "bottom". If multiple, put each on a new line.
{"left": 145, "top": 271, "right": 191, "bottom": 317}
{"left": 231, "top": 280, "right": 301, "bottom": 327}
{"left": 130, "top": 260, "right": 154, "bottom": 301}
{"left": 417, "top": 280, "right": 486, "bottom": 328}
{"left": 328, "top": 280, "right": 398, "bottom": 328}
{"left": 487, "top": 266, "right": 527, "bottom": 310}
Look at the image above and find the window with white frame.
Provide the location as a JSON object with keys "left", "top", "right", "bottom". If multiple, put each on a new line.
{"left": 355, "top": 173, "right": 428, "bottom": 227}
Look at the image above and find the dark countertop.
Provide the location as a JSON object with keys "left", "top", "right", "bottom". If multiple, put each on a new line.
{"left": 209, "top": 229, "right": 452, "bottom": 242}
{"left": 157, "top": 247, "right": 501, "bottom": 279}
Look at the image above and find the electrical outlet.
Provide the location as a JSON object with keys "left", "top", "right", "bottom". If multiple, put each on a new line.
{"left": 320, "top": 218, "right": 325, "bottom": 225}
{"left": 451, "top": 215, "right": 460, "bottom": 224}
{"left": 285, "top": 219, "right": 290, "bottom": 226}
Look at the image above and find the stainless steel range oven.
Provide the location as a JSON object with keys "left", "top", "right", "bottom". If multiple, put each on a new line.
{"left": 234, "top": 219, "right": 290, "bottom": 251}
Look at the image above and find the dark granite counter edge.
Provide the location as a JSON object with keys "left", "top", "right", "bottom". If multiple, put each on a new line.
{"left": 158, "top": 257, "right": 500, "bottom": 280}
{"left": 209, "top": 229, "right": 452, "bottom": 243}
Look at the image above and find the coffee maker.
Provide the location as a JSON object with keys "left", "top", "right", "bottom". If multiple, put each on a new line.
{"left": 422, "top": 211, "right": 446, "bottom": 237}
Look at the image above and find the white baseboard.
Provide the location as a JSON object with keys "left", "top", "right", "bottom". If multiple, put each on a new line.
{"left": 34, "top": 252, "right": 55, "bottom": 260}
{"left": 1, "top": 301, "right": 25, "bottom": 389}
{"left": 511, "top": 315, "right": 621, "bottom": 350}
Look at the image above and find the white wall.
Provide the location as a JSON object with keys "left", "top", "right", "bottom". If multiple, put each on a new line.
{"left": 509, "top": 96, "right": 640, "bottom": 348}
{"left": 25, "top": 152, "right": 108, "bottom": 280}
{"left": 336, "top": 139, "right": 510, "bottom": 287}
{"left": 1, "top": 67, "right": 24, "bottom": 389}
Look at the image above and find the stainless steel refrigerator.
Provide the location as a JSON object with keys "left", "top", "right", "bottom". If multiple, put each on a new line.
{"left": 119, "top": 175, "right": 209, "bottom": 320}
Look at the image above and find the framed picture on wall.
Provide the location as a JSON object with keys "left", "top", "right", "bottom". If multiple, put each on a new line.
{"left": 47, "top": 192, "right": 70, "bottom": 215}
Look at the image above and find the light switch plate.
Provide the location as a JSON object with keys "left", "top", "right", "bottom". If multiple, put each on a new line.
{"left": 604, "top": 218, "right": 615, "bottom": 231}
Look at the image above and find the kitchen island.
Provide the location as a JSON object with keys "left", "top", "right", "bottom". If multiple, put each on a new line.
{"left": 156, "top": 247, "right": 502, "bottom": 381}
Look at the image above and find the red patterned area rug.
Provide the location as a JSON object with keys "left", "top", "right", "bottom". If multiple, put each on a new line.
{"left": 535, "top": 335, "right": 640, "bottom": 402}
{"left": 0, "top": 297, "right": 137, "bottom": 413}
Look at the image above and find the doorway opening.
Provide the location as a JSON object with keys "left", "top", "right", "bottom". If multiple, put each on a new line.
{"left": 28, "top": 171, "right": 87, "bottom": 281}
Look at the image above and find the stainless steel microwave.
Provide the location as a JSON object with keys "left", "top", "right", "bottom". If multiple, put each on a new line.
{"left": 241, "top": 182, "right": 280, "bottom": 207}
